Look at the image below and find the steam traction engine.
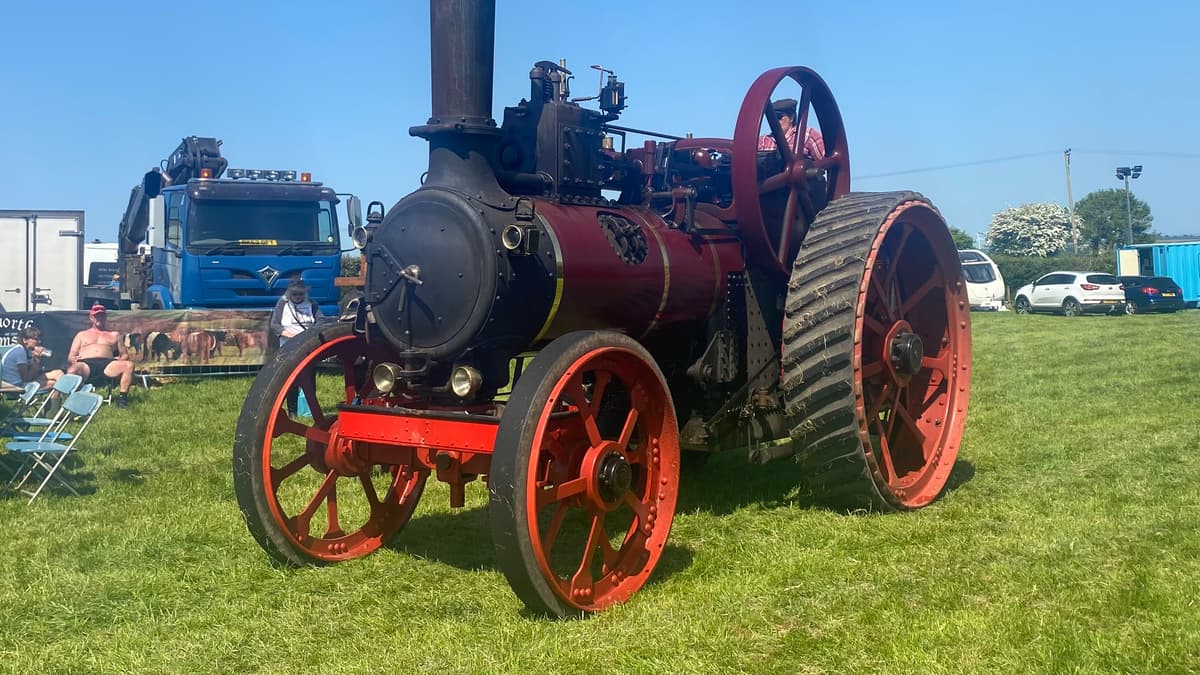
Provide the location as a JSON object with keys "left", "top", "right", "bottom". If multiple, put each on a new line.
{"left": 233, "top": 0, "right": 972, "bottom": 618}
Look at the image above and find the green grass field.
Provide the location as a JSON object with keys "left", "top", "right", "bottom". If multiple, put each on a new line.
{"left": 1, "top": 311, "right": 1197, "bottom": 673}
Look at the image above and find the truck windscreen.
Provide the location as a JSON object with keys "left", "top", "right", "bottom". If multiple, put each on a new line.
{"left": 186, "top": 199, "right": 339, "bottom": 253}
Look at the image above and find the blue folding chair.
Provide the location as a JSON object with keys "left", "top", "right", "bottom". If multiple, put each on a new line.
{"left": 11, "top": 373, "right": 83, "bottom": 432}
{"left": 5, "top": 390, "right": 103, "bottom": 504}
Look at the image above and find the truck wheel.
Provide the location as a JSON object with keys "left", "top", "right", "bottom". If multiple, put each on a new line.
{"left": 489, "top": 331, "right": 679, "bottom": 617}
{"left": 782, "top": 192, "right": 972, "bottom": 511}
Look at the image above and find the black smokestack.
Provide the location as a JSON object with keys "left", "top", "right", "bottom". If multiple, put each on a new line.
{"left": 411, "top": 0, "right": 503, "bottom": 193}
{"left": 430, "top": 0, "right": 495, "bottom": 123}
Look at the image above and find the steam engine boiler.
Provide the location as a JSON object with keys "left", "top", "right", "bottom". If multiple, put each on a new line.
{"left": 233, "top": 0, "right": 973, "bottom": 618}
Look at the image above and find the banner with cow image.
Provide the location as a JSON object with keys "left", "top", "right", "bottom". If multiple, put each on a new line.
{"left": 0, "top": 309, "right": 275, "bottom": 374}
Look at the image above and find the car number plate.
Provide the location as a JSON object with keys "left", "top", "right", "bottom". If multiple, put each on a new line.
{"left": 1162, "top": 292, "right": 1177, "bottom": 297}
{"left": 1102, "top": 300, "right": 1118, "bottom": 304}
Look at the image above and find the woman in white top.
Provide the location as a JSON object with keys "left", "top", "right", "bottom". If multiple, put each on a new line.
{"left": 270, "top": 279, "right": 324, "bottom": 348}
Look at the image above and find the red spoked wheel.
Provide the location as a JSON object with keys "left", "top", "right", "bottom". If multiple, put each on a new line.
{"left": 233, "top": 321, "right": 427, "bottom": 564}
{"left": 783, "top": 192, "right": 972, "bottom": 510}
{"left": 732, "top": 66, "right": 851, "bottom": 281}
{"left": 489, "top": 331, "right": 680, "bottom": 617}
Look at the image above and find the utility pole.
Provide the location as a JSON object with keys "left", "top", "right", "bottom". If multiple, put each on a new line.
{"left": 1063, "top": 149, "right": 1077, "bottom": 253}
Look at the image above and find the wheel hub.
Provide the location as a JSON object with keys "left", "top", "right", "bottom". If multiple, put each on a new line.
{"left": 889, "top": 331, "right": 924, "bottom": 375}
{"left": 597, "top": 452, "right": 632, "bottom": 502}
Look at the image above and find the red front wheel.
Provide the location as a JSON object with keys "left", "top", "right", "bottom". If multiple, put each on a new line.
{"left": 489, "top": 331, "right": 680, "bottom": 617}
{"left": 233, "top": 322, "right": 427, "bottom": 564}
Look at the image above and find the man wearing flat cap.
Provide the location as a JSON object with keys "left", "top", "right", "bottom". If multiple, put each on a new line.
{"left": 757, "top": 97, "right": 825, "bottom": 160}
{"left": 67, "top": 304, "right": 136, "bottom": 407}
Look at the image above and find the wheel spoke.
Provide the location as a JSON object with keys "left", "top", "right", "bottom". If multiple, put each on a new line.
{"left": 568, "top": 513, "right": 606, "bottom": 595}
{"left": 358, "top": 472, "right": 382, "bottom": 510}
{"left": 298, "top": 377, "right": 326, "bottom": 427}
{"left": 290, "top": 470, "right": 338, "bottom": 538}
{"left": 861, "top": 361, "right": 884, "bottom": 382}
{"left": 862, "top": 314, "right": 888, "bottom": 338}
{"left": 536, "top": 476, "right": 587, "bottom": 509}
{"left": 892, "top": 399, "right": 928, "bottom": 460}
{"left": 566, "top": 380, "right": 603, "bottom": 447}
{"left": 777, "top": 188, "right": 799, "bottom": 268}
{"left": 304, "top": 426, "right": 330, "bottom": 445}
{"left": 920, "top": 354, "right": 951, "bottom": 378}
{"left": 590, "top": 371, "right": 612, "bottom": 411}
{"left": 795, "top": 86, "right": 813, "bottom": 154}
{"left": 616, "top": 408, "right": 640, "bottom": 452}
{"left": 622, "top": 491, "right": 651, "bottom": 525}
{"left": 760, "top": 171, "right": 790, "bottom": 194}
{"left": 900, "top": 274, "right": 942, "bottom": 317}
{"left": 541, "top": 501, "right": 569, "bottom": 555}
{"left": 869, "top": 273, "right": 899, "bottom": 323}
{"left": 867, "top": 382, "right": 894, "bottom": 422}
{"left": 884, "top": 228, "right": 912, "bottom": 291}
{"left": 871, "top": 417, "right": 897, "bottom": 480}
{"left": 272, "top": 409, "right": 308, "bottom": 439}
{"left": 270, "top": 453, "right": 311, "bottom": 491}
{"left": 324, "top": 483, "right": 343, "bottom": 538}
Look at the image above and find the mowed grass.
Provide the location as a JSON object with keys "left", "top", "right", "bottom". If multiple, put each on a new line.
{"left": 1, "top": 311, "right": 1197, "bottom": 673}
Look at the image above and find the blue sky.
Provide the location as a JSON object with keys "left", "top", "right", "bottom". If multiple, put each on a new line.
{"left": 3, "top": 0, "right": 1197, "bottom": 245}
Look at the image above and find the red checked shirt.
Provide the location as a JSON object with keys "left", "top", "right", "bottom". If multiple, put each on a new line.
{"left": 757, "top": 126, "right": 825, "bottom": 160}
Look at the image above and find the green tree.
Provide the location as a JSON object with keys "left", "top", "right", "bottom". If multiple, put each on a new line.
{"left": 1074, "top": 188, "right": 1153, "bottom": 254}
{"left": 984, "top": 203, "right": 1072, "bottom": 257}
{"left": 949, "top": 226, "right": 975, "bottom": 250}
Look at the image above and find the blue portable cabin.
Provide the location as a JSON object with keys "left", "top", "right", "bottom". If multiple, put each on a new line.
{"left": 1117, "top": 242, "right": 1200, "bottom": 306}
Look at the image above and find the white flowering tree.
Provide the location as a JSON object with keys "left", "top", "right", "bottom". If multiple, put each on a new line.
{"left": 984, "top": 203, "right": 1072, "bottom": 257}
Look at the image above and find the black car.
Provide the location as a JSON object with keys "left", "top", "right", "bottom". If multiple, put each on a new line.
{"left": 1118, "top": 275, "right": 1186, "bottom": 314}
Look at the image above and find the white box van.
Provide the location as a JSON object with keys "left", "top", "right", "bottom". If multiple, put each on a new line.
{"left": 958, "top": 249, "right": 1006, "bottom": 311}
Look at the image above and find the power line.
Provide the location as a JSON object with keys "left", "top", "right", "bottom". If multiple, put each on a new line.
{"left": 855, "top": 151, "right": 1059, "bottom": 180}
{"left": 1072, "top": 148, "right": 1200, "bottom": 159}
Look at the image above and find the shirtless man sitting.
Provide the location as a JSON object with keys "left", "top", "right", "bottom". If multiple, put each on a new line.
{"left": 67, "top": 304, "right": 135, "bottom": 408}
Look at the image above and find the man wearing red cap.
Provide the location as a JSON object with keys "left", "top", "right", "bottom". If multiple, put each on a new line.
{"left": 66, "top": 305, "right": 135, "bottom": 408}
{"left": 757, "top": 97, "right": 825, "bottom": 160}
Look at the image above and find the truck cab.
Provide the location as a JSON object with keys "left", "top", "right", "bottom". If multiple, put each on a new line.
{"left": 115, "top": 137, "right": 352, "bottom": 315}
{"left": 140, "top": 176, "right": 342, "bottom": 315}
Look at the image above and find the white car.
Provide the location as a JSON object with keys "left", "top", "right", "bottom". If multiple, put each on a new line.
{"left": 1013, "top": 271, "right": 1125, "bottom": 316}
{"left": 958, "top": 249, "right": 1007, "bottom": 310}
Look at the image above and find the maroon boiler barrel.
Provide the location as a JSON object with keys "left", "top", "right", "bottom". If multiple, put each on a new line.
{"left": 531, "top": 201, "right": 744, "bottom": 341}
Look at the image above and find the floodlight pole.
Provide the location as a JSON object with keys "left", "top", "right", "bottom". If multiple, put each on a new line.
{"left": 1115, "top": 164, "right": 1142, "bottom": 246}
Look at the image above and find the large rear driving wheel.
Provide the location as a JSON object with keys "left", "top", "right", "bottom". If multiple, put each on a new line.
{"left": 489, "top": 331, "right": 680, "bottom": 617}
{"left": 783, "top": 192, "right": 972, "bottom": 510}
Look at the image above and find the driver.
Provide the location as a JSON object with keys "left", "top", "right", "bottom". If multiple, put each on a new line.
{"left": 757, "top": 98, "right": 825, "bottom": 160}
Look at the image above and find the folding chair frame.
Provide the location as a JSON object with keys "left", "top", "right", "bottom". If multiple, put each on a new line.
{"left": 5, "top": 391, "right": 103, "bottom": 505}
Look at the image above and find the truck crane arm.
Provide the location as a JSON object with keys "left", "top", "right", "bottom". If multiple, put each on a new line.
{"left": 117, "top": 136, "right": 228, "bottom": 255}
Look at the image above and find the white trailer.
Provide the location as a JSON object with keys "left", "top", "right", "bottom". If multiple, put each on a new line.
{"left": 0, "top": 210, "right": 85, "bottom": 312}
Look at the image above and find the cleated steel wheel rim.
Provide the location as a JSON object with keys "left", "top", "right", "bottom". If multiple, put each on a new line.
{"left": 854, "top": 200, "right": 973, "bottom": 508}
{"left": 783, "top": 192, "right": 972, "bottom": 511}
{"left": 490, "top": 331, "right": 679, "bottom": 617}
{"left": 233, "top": 322, "right": 426, "bottom": 565}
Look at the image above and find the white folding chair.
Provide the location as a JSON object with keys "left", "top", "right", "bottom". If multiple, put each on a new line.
{"left": 4, "top": 390, "right": 103, "bottom": 505}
